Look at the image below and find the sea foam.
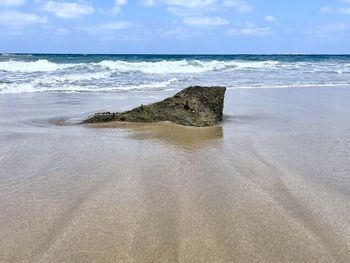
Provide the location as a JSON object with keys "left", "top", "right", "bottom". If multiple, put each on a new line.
{"left": 0, "top": 59, "right": 281, "bottom": 74}
{"left": 0, "top": 78, "right": 180, "bottom": 94}
{"left": 94, "top": 60, "right": 281, "bottom": 74}
{"left": 0, "top": 59, "right": 77, "bottom": 73}
{"left": 1, "top": 55, "right": 350, "bottom": 93}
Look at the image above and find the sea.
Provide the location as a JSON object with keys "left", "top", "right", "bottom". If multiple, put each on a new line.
{"left": 1, "top": 54, "right": 350, "bottom": 93}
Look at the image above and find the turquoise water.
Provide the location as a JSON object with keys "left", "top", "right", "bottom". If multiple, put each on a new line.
{"left": 1, "top": 54, "right": 350, "bottom": 93}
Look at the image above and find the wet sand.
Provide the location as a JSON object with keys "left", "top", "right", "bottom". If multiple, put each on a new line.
{"left": 0, "top": 88, "right": 349, "bottom": 262}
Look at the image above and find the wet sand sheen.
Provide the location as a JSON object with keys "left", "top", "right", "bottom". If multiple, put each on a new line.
{"left": 0, "top": 88, "right": 349, "bottom": 262}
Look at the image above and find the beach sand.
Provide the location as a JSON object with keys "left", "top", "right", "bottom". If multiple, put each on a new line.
{"left": 0, "top": 88, "right": 349, "bottom": 262}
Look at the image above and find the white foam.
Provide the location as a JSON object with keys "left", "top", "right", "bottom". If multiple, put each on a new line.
{"left": 0, "top": 82, "right": 39, "bottom": 93}
{"left": 0, "top": 78, "right": 179, "bottom": 94}
{"left": 1, "top": 59, "right": 349, "bottom": 75}
{"left": 227, "top": 83, "right": 350, "bottom": 90}
{"left": 1, "top": 58, "right": 350, "bottom": 94}
{"left": 95, "top": 60, "right": 207, "bottom": 74}
{"left": 40, "top": 71, "right": 113, "bottom": 82}
{"left": 116, "top": 78, "right": 179, "bottom": 91}
{"left": 94, "top": 59, "right": 282, "bottom": 74}
{"left": 0, "top": 59, "right": 78, "bottom": 73}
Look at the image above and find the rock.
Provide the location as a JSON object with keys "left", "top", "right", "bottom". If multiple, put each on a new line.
{"left": 83, "top": 86, "right": 226, "bottom": 127}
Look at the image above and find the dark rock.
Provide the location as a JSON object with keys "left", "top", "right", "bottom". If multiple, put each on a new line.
{"left": 83, "top": 86, "right": 226, "bottom": 127}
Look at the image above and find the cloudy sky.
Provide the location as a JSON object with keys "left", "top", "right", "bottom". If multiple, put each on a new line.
{"left": 0, "top": 0, "right": 349, "bottom": 53}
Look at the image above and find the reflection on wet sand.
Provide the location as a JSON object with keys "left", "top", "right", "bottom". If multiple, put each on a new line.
{"left": 86, "top": 121, "right": 223, "bottom": 149}
{"left": 1, "top": 89, "right": 350, "bottom": 263}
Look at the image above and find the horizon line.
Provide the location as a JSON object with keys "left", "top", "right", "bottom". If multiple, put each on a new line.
{"left": 2, "top": 52, "right": 350, "bottom": 56}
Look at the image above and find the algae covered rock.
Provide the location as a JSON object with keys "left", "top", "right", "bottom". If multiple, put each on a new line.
{"left": 84, "top": 86, "right": 226, "bottom": 127}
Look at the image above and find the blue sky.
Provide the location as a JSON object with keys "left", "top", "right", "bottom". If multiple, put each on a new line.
{"left": 0, "top": 0, "right": 349, "bottom": 54}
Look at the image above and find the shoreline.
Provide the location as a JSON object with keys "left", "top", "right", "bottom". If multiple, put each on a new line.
{"left": 0, "top": 87, "right": 349, "bottom": 262}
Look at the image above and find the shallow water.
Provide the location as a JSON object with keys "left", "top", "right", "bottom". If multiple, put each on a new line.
{"left": 0, "top": 88, "right": 350, "bottom": 262}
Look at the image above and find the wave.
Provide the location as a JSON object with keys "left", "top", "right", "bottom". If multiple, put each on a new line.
{"left": 1, "top": 57, "right": 350, "bottom": 94}
{"left": 38, "top": 71, "right": 113, "bottom": 82}
{"left": 0, "top": 59, "right": 282, "bottom": 74}
{"left": 1, "top": 58, "right": 350, "bottom": 75}
{"left": 2, "top": 78, "right": 349, "bottom": 94}
{"left": 94, "top": 60, "right": 281, "bottom": 74}
{"left": 0, "top": 78, "right": 179, "bottom": 94}
{"left": 0, "top": 59, "right": 79, "bottom": 72}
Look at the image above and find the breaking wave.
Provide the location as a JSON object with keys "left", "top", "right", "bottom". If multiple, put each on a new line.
{"left": 0, "top": 59, "right": 78, "bottom": 73}
{"left": 1, "top": 58, "right": 350, "bottom": 74}
{"left": 0, "top": 78, "right": 180, "bottom": 94}
{"left": 0, "top": 59, "right": 283, "bottom": 74}
{"left": 1, "top": 55, "right": 350, "bottom": 93}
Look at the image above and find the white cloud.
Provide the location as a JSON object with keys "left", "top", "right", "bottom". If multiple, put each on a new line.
{"left": 160, "top": 0, "right": 219, "bottom": 16}
{"left": 56, "top": 28, "right": 70, "bottom": 35}
{"left": 143, "top": 0, "right": 253, "bottom": 16}
{"left": 323, "top": 23, "right": 348, "bottom": 31}
{"left": 115, "top": 0, "right": 127, "bottom": 4}
{"left": 77, "top": 21, "right": 131, "bottom": 34}
{"left": 320, "top": 7, "right": 332, "bottom": 13}
{"left": 305, "top": 23, "right": 348, "bottom": 38}
{"left": 339, "top": 7, "right": 350, "bottom": 14}
{"left": 43, "top": 1, "right": 94, "bottom": 19}
{"left": 264, "top": 16, "right": 276, "bottom": 23}
{"left": 159, "top": 0, "right": 218, "bottom": 8}
{"left": 102, "top": 21, "right": 131, "bottom": 30}
{"left": 113, "top": 0, "right": 127, "bottom": 14}
{"left": 0, "top": 10, "right": 47, "bottom": 27}
{"left": 228, "top": 23, "right": 272, "bottom": 36}
{"left": 142, "top": 0, "right": 156, "bottom": 6}
{"left": 0, "top": 0, "right": 25, "bottom": 7}
{"left": 183, "top": 16, "right": 229, "bottom": 26}
{"left": 320, "top": 1, "right": 350, "bottom": 15}
{"left": 223, "top": 0, "right": 253, "bottom": 13}
{"left": 158, "top": 27, "right": 200, "bottom": 39}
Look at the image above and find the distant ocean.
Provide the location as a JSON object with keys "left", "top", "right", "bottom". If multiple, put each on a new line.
{"left": 1, "top": 54, "right": 350, "bottom": 93}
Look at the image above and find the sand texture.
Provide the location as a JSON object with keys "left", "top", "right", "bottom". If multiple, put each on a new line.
{"left": 0, "top": 88, "right": 349, "bottom": 262}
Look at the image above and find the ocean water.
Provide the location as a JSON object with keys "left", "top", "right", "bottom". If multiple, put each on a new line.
{"left": 1, "top": 54, "right": 350, "bottom": 93}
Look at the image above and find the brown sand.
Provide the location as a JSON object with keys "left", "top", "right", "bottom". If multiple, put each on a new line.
{"left": 0, "top": 88, "right": 349, "bottom": 262}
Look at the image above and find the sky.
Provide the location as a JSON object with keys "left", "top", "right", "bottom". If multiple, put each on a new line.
{"left": 0, "top": 0, "right": 349, "bottom": 54}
